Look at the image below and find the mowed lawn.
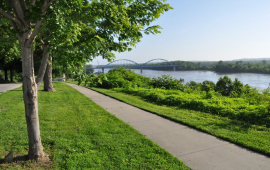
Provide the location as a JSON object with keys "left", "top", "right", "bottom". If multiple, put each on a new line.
{"left": 0, "top": 82, "right": 189, "bottom": 169}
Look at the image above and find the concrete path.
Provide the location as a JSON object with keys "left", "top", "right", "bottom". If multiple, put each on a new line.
{"left": 0, "top": 83, "right": 22, "bottom": 94}
{"left": 67, "top": 83, "right": 270, "bottom": 170}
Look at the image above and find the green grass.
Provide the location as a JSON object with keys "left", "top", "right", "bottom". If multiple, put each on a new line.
{"left": 0, "top": 82, "right": 189, "bottom": 169}
{"left": 91, "top": 87, "right": 270, "bottom": 157}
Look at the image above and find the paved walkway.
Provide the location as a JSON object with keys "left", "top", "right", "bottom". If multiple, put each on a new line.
{"left": 0, "top": 83, "right": 22, "bottom": 94}
{"left": 67, "top": 83, "right": 270, "bottom": 170}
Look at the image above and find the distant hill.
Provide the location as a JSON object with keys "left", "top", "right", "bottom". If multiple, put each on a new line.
{"left": 232, "top": 58, "right": 270, "bottom": 61}
{"left": 188, "top": 58, "right": 270, "bottom": 62}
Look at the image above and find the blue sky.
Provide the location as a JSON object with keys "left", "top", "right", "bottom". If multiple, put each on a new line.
{"left": 91, "top": 0, "right": 270, "bottom": 65}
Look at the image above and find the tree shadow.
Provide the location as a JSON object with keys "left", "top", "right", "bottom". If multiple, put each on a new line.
{"left": 203, "top": 118, "right": 252, "bottom": 134}
{"left": 0, "top": 155, "right": 28, "bottom": 165}
{"left": 0, "top": 155, "right": 52, "bottom": 169}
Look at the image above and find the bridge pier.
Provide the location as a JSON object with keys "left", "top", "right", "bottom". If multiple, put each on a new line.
{"left": 140, "top": 68, "right": 143, "bottom": 73}
{"left": 173, "top": 66, "right": 176, "bottom": 71}
{"left": 102, "top": 68, "right": 104, "bottom": 73}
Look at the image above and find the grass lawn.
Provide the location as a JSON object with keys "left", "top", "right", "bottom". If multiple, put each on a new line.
{"left": 89, "top": 87, "right": 270, "bottom": 157}
{"left": 0, "top": 82, "right": 189, "bottom": 169}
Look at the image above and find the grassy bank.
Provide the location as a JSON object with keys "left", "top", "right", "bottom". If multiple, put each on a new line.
{"left": 0, "top": 82, "right": 189, "bottom": 169}
{"left": 91, "top": 87, "right": 270, "bottom": 157}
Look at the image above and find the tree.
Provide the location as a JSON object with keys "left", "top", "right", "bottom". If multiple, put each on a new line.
{"left": 0, "top": 0, "right": 80, "bottom": 161}
{"left": 215, "top": 75, "right": 233, "bottom": 96}
{"left": 232, "top": 78, "right": 243, "bottom": 96}
{"left": 0, "top": 0, "right": 172, "bottom": 161}
{"left": 36, "top": 4, "right": 81, "bottom": 92}
{"left": 201, "top": 80, "right": 215, "bottom": 92}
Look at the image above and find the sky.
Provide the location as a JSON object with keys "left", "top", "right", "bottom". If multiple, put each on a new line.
{"left": 91, "top": 0, "right": 270, "bottom": 65}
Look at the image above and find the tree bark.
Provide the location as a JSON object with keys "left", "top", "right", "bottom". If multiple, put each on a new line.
{"left": 21, "top": 38, "right": 49, "bottom": 162}
{"left": 44, "top": 56, "right": 55, "bottom": 92}
{"left": 10, "top": 68, "right": 14, "bottom": 82}
{"left": 36, "top": 44, "right": 49, "bottom": 89}
{"left": 4, "top": 68, "right": 8, "bottom": 82}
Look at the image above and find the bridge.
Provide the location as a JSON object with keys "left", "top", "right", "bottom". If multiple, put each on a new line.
{"left": 90, "top": 58, "right": 182, "bottom": 73}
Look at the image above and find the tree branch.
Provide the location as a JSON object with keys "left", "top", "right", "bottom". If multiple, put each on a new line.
{"left": 42, "top": 0, "right": 57, "bottom": 13}
{"left": 26, "top": 20, "right": 43, "bottom": 46}
{"left": 19, "top": 0, "right": 27, "bottom": 14}
{"left": 30, "top": 0, "right": 36, "bottom": 7}
{"left": 9, "top": 20, "right": 23, "bottom": 41}
{"left": 0, "top": 8, "right": 22, "bottom": 28}
{"left": 26, "top": 0, "right": 56, "bottom": 46}
{"left": 13, "top": 0, "right": 27, "bottom": 26}
{"left": 29, "top": 0, "right": 36, "bottom": 11}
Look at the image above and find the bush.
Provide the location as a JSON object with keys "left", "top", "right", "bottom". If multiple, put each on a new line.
{"left": 115, "top": 87, "right": 270, "bottom": 127}
{"left": 215, "top": 75, "right": 233, "bottom": 96}
{"left": 85, "top": 67, "right": 151, "bottom": 89}
{"left": 151, "top": 75, "right": 184, "bottom": 90}
{"left": 201, "top": 80, "right": 216, "bottom": 92}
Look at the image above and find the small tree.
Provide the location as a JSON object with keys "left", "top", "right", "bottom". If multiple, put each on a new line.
{"left": 201, "top": 80, "right": 215, "bottom": 92}
{"left": 232, "top": 78, "right": 244, "bottom": 96}
{"left": 215, "top": 75, "right": 233, "bottom": 96}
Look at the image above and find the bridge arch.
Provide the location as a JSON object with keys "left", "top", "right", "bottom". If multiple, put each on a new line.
{"left": 104, "top": 59, "right": 139, "bottom": 68}
{"left": 142, "top": 58, "right": 173, "bottom": 66}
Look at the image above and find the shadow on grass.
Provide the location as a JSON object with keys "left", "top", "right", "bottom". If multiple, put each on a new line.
{"left": 204, "top": 119, "right": 252, "bottom": 133}
{"left": 0, "top": 155, "right": 52, "bottom": 169}
{"left": 0, "top": 155, "right": 28, "bottom": 164}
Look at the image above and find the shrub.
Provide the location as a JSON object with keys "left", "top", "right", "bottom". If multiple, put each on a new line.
{"left": 151, "top": 75, "right": 184, "bottom": 90}
{"left": 115, "top": 87, "right": 270, "bottom": 127}
{"left": 215, "top": 75, "right": 233, "bottom": 96}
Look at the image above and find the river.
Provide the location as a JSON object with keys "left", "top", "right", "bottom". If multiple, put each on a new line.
{"left": 100, "top": 69, "right": 270, "bottom": 90}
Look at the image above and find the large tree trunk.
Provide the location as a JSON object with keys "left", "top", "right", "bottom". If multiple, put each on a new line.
{"left": 4, "top": 68, "right": 8, "bottom": 82}
{"left": 10, "top": 68, "right": 14, "bottom": 82}
{"left": 44, "top": 56, "right": 55, "bottom": 92}
{"left": 21, "top": 41, "right": 48, "bottom": 162}
{"left": 36, "top": 44, "right": 50, "bottom": 89}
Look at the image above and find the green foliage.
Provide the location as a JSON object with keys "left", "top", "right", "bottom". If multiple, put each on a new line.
{"left": 0, "top": 17, "right": 21, "bottom": 81}
{"left": 75, "top": 72, "right": 86, "bottom": 86}
{"left": 151, "top": 74, "right": 183, "bottom": 90}
{"left": 0, "top": 17, "right": 20, "bottom": 63}
{"left": 215, "top": 76, "right": 233, "bottom": 96}
{"left": 159, "top": 59, "right": 270, "bottom": 74}
{"left": 55, "top": 0, "right": 173, "bottom": 75}
{"left": 115, "top": 87, "right": 270, "bottom": 127}
{"left": 201, "top": 80, "right": 216, "bottom": 92}
{"left": 84, "top": 67, "right": 152, "bottom": 89}
{"left": 214, "top": 60, "right": 270, "bottom": 74}
{"left": 232, "top": 78, "right": 244, "bottom": 96}
{"left": 186, "top": 80, "right": 200, "bottom": 90}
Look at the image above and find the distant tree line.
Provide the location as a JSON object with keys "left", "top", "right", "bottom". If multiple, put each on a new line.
{"left": 145, "top": 60, "right": 270, "bottom": 74}
{"left": 214, "top": 60, "right": 270, "bottom": 74}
